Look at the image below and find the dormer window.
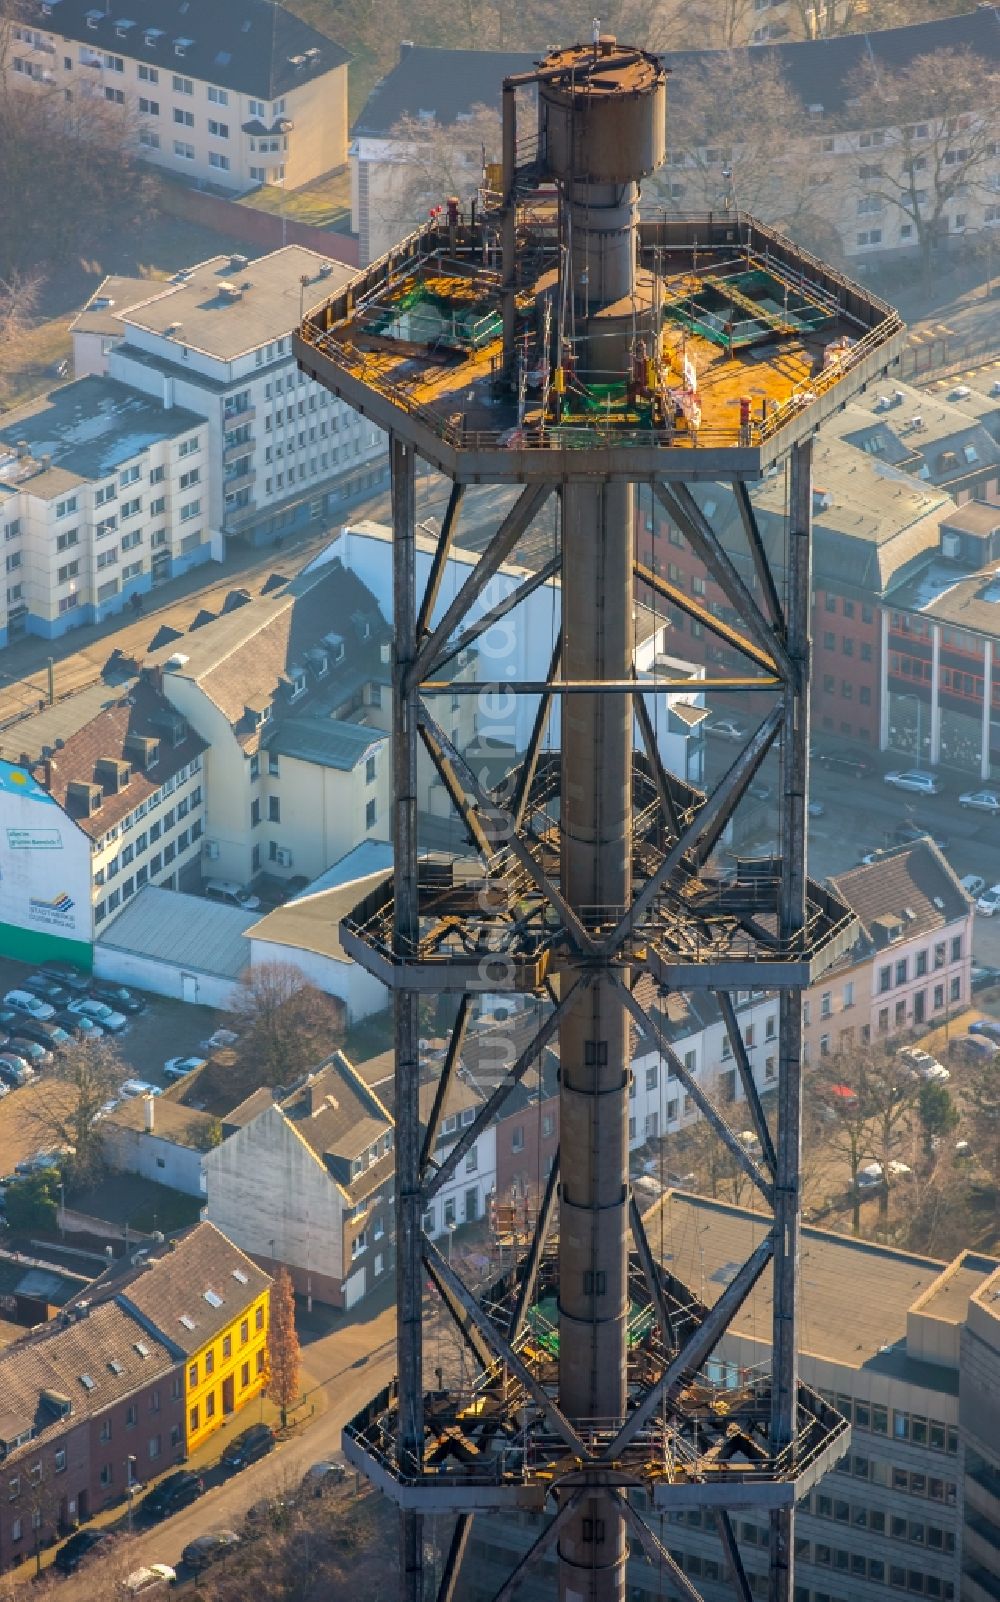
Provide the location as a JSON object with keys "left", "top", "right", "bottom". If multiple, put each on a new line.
{"left": 145, "top": 27, "right": 163, "bottom": 45}
{"left": 290, "top": 670, "right": 306, "bottom": 700}
{"left": 174, "top": 37, "right": 192, "bottom": 56}
{"left": 85, "top": 9, "right": 101, "bottom": 26}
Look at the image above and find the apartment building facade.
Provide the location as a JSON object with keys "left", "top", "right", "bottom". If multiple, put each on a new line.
{"left": 0, "top": 377, "right": 213, "bottom": 646}
{"left": 76, "top": 247, "right": 388, "bottom": 548}
{"left": 467, "top": 1195, "right": 1000, "bottom": 1602}
{"left": 7, "top": 0, "right": 349, "bottom": 192}
{"left": 0, "top": 677, "right": 206, "bottom": 964}
{"left": 350, "top": 15, "right": 999, "bottom": 268}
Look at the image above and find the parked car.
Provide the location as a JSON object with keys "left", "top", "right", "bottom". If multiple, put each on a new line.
{"left": 204, "top": 878, "right": 261, "bottom": 911}
{"left": 37, "top": 962, "right": 89, "bottom": 992}
{"left": 182, "top": 1530, "right": 241, "bottom": 1572}
{"left": 3, "top": 989, "right": 54, "bottom": 1021}
{"left": 120, "top": 1079, "right": 161, "bottom": 1099}
{"left": 122, "top": 1564, "right": 176, "bottom": 1596}
{"left": 55, "top": 1529, "right": 112, "bottom": 1574}
{"left": 200, "top": 1029, "right": 239, "bottom": 1053}
{"left": 961, "top": 875, "right": 988, "bottom": 900}
{"left": 301, "top": 1459, "right": 347, "bottom": 1497}
{"left": 705, "top": 718, "right": 746, "bottom": 742}
{"left": 950, "top": 1035, "right": 997, "bottom": 1065}
{"left": 5, "top": 1036, "right": 52, "bottom": 1067}
{"left": 246, "top": 1493, "right": 291, "bottom": 1525}
{"left": 883, "top": 770, "right": 942, "bottom": 795}
{"left": 977, "top": 885, "right": 1000, "bottom": 916}
{"left": 67, "top": 998, "right": 128, "bottom": 1033}
{"left": 221, "top": 1422, "right": 275, "bottom": 1471}
{"left": 90, "top": 982, "right": 146, "bottom": 1014}
{"left": 22, "top": 976, "right": 70, "bottom": 1006}
{"left": 55, "top": 1009, "right": 103, "bottom": 1039}
{"left": 142, "top": 1469, "right": 204, "bottom": 1521}
{"left": 972, "top": 963, "right": 1000, "bottom": 992}
{"left": 969, "top": 1019, "right": 1000, "bottom": 1045}
{"left": 0, "top": 1056, "right": 36, "bottom": 1087}
{"left": 12, "top": 1019, "right": 71, "bottom": 1051}
{"left": 898, "top": 1046, "right": 950, "bottom": 1083}
{"left": 856, "top": 1161, "right": 884, "bottom": 1191}
{"left": 959, "top": 789, "right": 1000, "bottom": 815}
{"left": 163, "top": 1055, "right": 206, "bottom": 1082}
{"left": 817, "top": 750, "right": 872, "bottom": 778}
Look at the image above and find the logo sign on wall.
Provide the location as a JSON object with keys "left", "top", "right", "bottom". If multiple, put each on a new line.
{"left": 0, "top": 759, "right": 91, "bottom": 941}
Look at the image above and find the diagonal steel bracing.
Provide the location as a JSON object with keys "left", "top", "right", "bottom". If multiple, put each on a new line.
{"left": 613, "top": 978, "right": 773, "bottom": 1206}
{"left": 629, "top": 1195, "right": 676, "bottom": 1350}
{"left": 417, "top": 483, "right": 465, "bottom": 643}
{"left": 715, "top": 990, "right": 778, "bottom": 1179}
{"left": 733, "top": 479, "right": 785, "bottom": 636}
{"left": 717, "top": 1509, "right": 756, "bottom": 1602}
{"left": 512, "top": 636, "right": 561, "bottom": 831}
{"left": 418, "top": 718, "right": 496, "bottom": 861}
{"left": 511, "top": 1149, "right": 561, "bottom": 1340}
{"left": 618, "top": 1495, "right": 707, "bottom": 1602}
{"left": 654, "top": 481, "right": 791, "bottom": 679}
{"left": 423, "top": 1236, "right": 589, "bottom": 1458}
{"left": 424, "top": 988, "right": 583, "bottom": 1200}
{"left": 601, "top": 704, "right": 783, "bottom": 956}
{"left": 420, "top": 996, "right": 473, "bottom": 1174}
{"left": 437, "top": 1515, "right": 474, "bottom": 1602}
{"left": 407, "top": 484, "right": 552, "bottom": 692}
{"left": 604, "top": 1231, "right": 775, "bottom": 1460}
{"left": 488, "top": 1495, "right": 584, "bottom": 1602}
{"left": 421, "top": 556, "right": 560, "bottom": 680}
{"left": 635, "top": 558, "right": 778, "bottom": 675}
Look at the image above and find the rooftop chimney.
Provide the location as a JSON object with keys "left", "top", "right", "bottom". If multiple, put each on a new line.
{"left": 144, "top": 1095, "right": 155, "bottom": 1133}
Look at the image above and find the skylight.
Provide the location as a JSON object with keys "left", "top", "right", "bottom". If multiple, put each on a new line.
{"left": 79, "top": 1374, "right": 95, "bottom": 1391}
{"left": 179, "top": 1313, "right": 195, "bottom": 1330}
{"left": 232, "top": 1268, "right": 249, "bottom": 1285}
{"left": 203, "top": 1289, "right": 223, "bottom": 1308}
{"left": 133, "top": 1341, "right": 150, "bottom": 1359}
{"left": 108, "top": 1360, "right": 125, "bottom": 1376}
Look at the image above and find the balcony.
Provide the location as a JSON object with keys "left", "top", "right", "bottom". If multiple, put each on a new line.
{"left": 223, "top": 464, "right": 256, "bottom": 494}
{"left": 222, "top": 403, "right": 255, "bottom": 426}
{"left": 223, "top": 499, "right": 257, "bottom": 531}
{"left": 223, "top": 437, "right": 253, "bottom": 464}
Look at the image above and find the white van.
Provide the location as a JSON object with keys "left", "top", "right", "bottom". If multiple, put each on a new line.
{"left": 204, "top": 879, "right": 261, "bottom": 910}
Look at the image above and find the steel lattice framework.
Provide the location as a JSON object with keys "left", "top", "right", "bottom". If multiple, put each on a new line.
{"left": 294, "top": 37, "right": 904, "bottom": 1602}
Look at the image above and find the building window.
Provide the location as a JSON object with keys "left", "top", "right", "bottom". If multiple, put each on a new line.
{"left": 241, "top": 1362, "right": 250, "bottom": 1388}
{"left": 172, "top": 73, "right": 193, "bottom": 93}
{"left": 878, "top": 965, "right": 891, "bottom": 993}
{"left": 512, "top": 1126, "right": 524, "bottom": 1152}
{"left": 895, "top": 959, "right": 907, "bottom": 986}
{"left": 204, "top": 1350, "right": 214, "bottom": 1376}
{"left": 950, "top": 976, "right": 961, "bottom": 1003}
{"left": 268, "top": 796, "right": 280, "bottom": 822}
{"left": 188, "top": 1362, "right": 197, "bottom": 1386}
{"left": 366, "top": 799, "right": 377, "bottom": 829}
{"left": 255, "top": 1305, "right": 264, "bottom": 1331}
{"left": 951, "top": 935, "right": 962, "bottom": 962}
{"left": 148, "top": 1435, "right": 161, "bottom": 1460}
{"left": 240, "top": 1319, "right": 249, "bottom": 1345}
{"left": 204, "top": 1392, "right": 215, "bottom": 1421}
{"left": 54, "top": 1450, "right": 66, "bottom": 1473}
{"left": 189, "top": 1406, "right": 199, "bottom": 1434}
{"left": 222, "top": 1334, "right": 232, "bottom": 1359}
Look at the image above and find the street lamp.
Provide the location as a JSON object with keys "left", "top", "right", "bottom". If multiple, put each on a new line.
{"left": 446, "top": 1219, "right": 457, "bottom": 1264}
{"left": 125, "top": 1456, "right": 137, "bottom": 1535}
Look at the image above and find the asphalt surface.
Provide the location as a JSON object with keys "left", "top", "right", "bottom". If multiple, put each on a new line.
{"left": 49, "top": 1289, "right": 399, "bottom": 1597}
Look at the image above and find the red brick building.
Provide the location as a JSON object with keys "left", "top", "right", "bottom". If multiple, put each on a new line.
{"left": 0, "top": 1300, "right": 180, "bottom": 1570}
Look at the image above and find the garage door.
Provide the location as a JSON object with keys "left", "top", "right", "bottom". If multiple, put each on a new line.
{"left": 343, "top": 1268, "right": 366, "bottom": 1309}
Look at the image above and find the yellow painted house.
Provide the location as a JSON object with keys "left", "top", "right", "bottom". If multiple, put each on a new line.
{"left": 117, "top": 1220, "right": 271, "bottom": 1454}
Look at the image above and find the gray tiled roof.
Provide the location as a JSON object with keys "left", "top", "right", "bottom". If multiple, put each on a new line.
{"left": 21, "top": 0, "right": 349, "bottom": 98}
{"left": 0, "top": 1301, "right": 174, "bottom": 1461}
{"left": 354, "top": 13, "right": 999, "bottom": 136}
{"left": 115, "top": 1221, "right": 270, "bottom": 1357}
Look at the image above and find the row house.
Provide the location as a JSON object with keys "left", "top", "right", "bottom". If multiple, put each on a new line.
{"left": 0, "top": 676, "right": 206, "bottom": 965}
{"left": 0, "top": 1299, "right": 180, "bottom": 1571}
{"left": 6, "top": 0, "right": 349, "bottom": 193}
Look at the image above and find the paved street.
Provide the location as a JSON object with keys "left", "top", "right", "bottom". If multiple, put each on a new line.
{"left": 43, "top": 1285, "right": 398, "bottom": 1595}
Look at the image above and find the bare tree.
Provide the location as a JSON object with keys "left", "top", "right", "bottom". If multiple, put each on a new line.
{"left": 841, "top": 48, "right": 1000, "bottom": 283}
{"left": 230, "top": 961, "right": 345, "bottom": 1094}
{"left": 809, "top": 1059, "right": 877, "bottom": 1235}
{"left": 266, "top": 1267, "right": 302, "bottom": 1431}
{"left": 25, "top": 1037, "right": 129, "bottom": 1185}
{"left": 367, "top": 105, "right": 500, "bottom": 262}
{"left": 964, "top": 1052, "right": 1000, "bottom": 1217}
{"left": 654, "top": 51, "right": 842, "bottom": 260}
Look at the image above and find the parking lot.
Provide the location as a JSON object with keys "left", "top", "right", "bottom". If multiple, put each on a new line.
{"left": 0, "top": 954, "right": 227, "bottom": 1179}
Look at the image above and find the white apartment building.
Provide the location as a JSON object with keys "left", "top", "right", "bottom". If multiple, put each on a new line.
{"left": 0, "top": 675, "right": 206, "bottom": 965}
{"left": 7, "top": 0, "right": 349, "bottom": 192}
{"left": 0, "top": 376, "right": 212, "bottom": 646}
{"left": 74, "top": 246, "right": 388, "bottom": 547}
{"left": 350, "top": 16, "right": 998, "bottom": 268}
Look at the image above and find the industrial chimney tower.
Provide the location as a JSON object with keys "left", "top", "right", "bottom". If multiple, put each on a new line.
{"left": 295, "top": 37, "right": 903, "bottom": 1602}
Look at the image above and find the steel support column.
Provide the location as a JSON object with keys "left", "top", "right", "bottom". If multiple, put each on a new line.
{"left": 392, "top": 434, "right": 424, "bottom": 1602}
{"left": 556, "top": 480, "right": 632, "bottom": 1602}
{"left": 769, "top": 438, "right": 813, "bottom": 1602}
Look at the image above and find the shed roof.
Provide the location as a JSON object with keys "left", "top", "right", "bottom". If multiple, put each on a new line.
{"left": 96, "top": 886, "right": 254, "bottom": 979}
